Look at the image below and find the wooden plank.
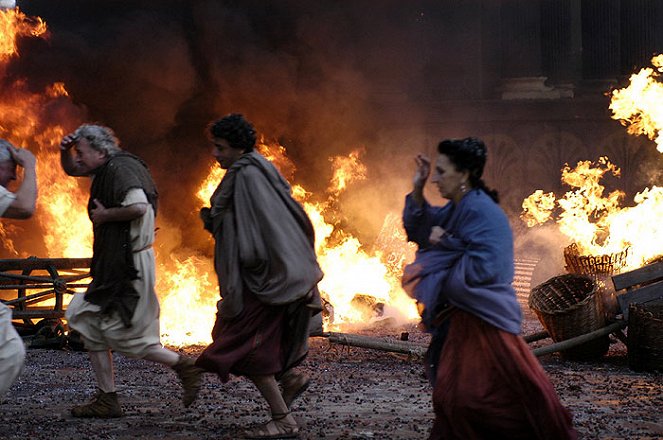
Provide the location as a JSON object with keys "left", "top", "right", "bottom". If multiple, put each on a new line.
{"left": 0, "top": 258, "right": 91, "bottom": 272}
{"left": 326, "top": 332, "right": 427, "bottom": 356}
{"left": 523, "top": 330, "right": 550, "bottom": 343}
{"left": 617, "top": 281, "right": 663, "bottom": 320}
{"left": 10, "top": 310, "right": 65, "bottom": 319}
{"left": 532, "top": 321, "right": 627, "bottom": 357}
{"left": 612, "top": 260, "right": 663, "bottom": 291}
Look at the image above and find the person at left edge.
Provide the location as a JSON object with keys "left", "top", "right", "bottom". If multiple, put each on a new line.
{"left": 0, "top": 139, "right": 36, "bottom": 401}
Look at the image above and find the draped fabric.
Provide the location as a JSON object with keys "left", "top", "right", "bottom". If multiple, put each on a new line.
{"left": 207, "top": 151, "right": 323, "bottom": 319}
{"left": 401, "top": 189, "right": 577, "bottom": 439}
{"left": 0, "top": 185, "right": 16, "bottom": 216}
{"left": 196, "top": 151, "right": 323, "bottom": 380}
{"left": 402, "top": 190, "right": 521, "bottom": 334}
{"left": 430, "top": 310, "right": 578, "bottom": 440}
{"left": 85, "top": 152, "right": 158, "bottom": 327}
{"left": 0, "top": 302, "right": 24, "bottom": 400}
{"left": 66, "top": 189, "right": 162, "bottom": 357}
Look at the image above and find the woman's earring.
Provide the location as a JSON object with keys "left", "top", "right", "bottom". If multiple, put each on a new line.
{"left": 460, "top": 182, "right": 467, "bottom": 193}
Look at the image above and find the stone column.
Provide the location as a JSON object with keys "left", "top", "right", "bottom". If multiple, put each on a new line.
{"left": 620, "top": 0, "right": 659, "bottom": 75}
{"left": 540, "top": 0, "right": 581, "bottom": 97}
{"left": 580, "top": 0, "right": 620, "bottom": 89}
{"left": 499, "top": 0, "right": 561, "bottom": 99}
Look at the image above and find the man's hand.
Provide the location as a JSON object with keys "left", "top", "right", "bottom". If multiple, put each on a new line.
{"left": 89, "top": 199, "right": 108, "bottom": 225}
{"left": 60, "top": 133, "right": 78, "bottom": 152}
{"left": 9, "top": 147, "right": 36, "bottom": 170}
{"left": 200, "top": 207, "right": 211, "bottom": 223}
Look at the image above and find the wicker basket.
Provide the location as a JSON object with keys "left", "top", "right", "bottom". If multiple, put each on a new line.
{"left": 563, "top": 243, "right": 629, "bottom": 277}
{"left": 563, "top": 243, "right": 629, "bottom": 320}
{"left": 529, "top": 274, "right": 609, "bottom": 360}
{"left": 627, "top": 300, "right": 663, "bottom": 372}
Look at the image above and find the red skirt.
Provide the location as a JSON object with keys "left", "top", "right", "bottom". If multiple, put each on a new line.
{"left": 195, "top": 290, "right": 288, "bottom": 382}
{"left": 430, "top": 310, "right": 578, "bottom": 440}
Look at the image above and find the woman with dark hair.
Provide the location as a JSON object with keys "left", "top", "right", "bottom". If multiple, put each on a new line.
{"left": 196, "top": 114, "right": 323, "bottom": 439}
{"left": 402, "top": 137, "right": 577, "bottom": 439}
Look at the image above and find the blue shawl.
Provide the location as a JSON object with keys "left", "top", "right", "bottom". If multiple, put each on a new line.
{"left": 401, "top": 190, "right": 522, "bottom": 334}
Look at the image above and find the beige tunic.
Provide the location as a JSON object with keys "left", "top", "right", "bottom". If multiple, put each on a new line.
{"left": 65, "top": 188, "right": 162, "bottom": 357}
{"left": 0, "top": 185, "right": 16, "bottom": 215}
{"left": 1, "top": 186, "right": 25, "bottom": 399}
{"left": 0, "top": 302, "right": 25, "bottom": 400}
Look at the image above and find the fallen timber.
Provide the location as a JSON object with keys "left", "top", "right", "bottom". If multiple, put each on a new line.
{"left": 321, "top": 324, "right": 636, "bottom": 359}
{"left": 322, "top": 332, "right": 428, "bottom": 357}
{"left": 531, "top": 321, "right": 627, "bottom": 357}
{"left": 0, "top": 257, "right": 91, "bottom": 325}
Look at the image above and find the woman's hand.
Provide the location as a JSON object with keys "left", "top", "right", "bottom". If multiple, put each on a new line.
{"left": 429, "top": 225, "right": 446, "bottom": 245}
{"left": 413, "top": 154, "right": 431, "bottom": 189}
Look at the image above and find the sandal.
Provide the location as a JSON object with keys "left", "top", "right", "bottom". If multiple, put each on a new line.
{"left": 280, "top": 371, "right": 310, "bottom": 410}
{"left": 244, "top": 411, "right": 299, "bottom": 439}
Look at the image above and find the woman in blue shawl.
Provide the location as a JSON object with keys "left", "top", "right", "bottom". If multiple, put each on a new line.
{"left": 402, "top": 138, "right": 577, "bottom": 440}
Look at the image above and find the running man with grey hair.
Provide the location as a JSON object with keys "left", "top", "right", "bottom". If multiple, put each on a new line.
{"left": 0, "top": 138, "right": 36, "bottom": 401}
{"left": 60, "top": 124, "right": 202, "bottom": 418}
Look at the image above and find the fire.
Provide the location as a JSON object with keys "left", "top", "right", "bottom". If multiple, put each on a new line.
{"left": 522, "top": 157, "right": 663, "bottom": 269}
{"left": 524, "top": 55, "right": 663, "bottom": 270}
{"left": 0, "top": 7, "right": 47, "bottom": 60}
{"left": 1, "top": 7, "right": 90, "bottom": 258}
{"left": 610, "top": 54, "right": 663, "bottom": 153}
{"left": 157, "top": 251, "right": 217, "bottom": 346}
{"left": 2, "top": 7, "right": 417, "bottom": 347}
{"left": 328, "top": 149, "right": 366, "bottom": 196}
{"left": 181, "top": 143, "right": 419, "bottom": 338}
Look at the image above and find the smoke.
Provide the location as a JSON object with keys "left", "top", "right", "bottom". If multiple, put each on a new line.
{"left": 9, "top": 1, "right": 440, "bottom": 250}
{"left": 513, "top": 223, "right": 568, "bottom": 288}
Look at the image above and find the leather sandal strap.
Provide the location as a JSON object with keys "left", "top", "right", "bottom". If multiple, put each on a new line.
{"left": 271, "top": 411, "right": 291, "bottom": 421}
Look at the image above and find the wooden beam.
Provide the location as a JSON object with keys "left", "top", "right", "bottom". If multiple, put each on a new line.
{"left": 0, "top": 258, "right": 91, "bottom": 272}
{"left": 325, "top": 332, "right": 427, "bottom": 357}
{"left": 523, "top": 330, "right": 550, "bottom": 343}
{"left": 617, "top": 281, "right": 663, "bottom": 320}
{"left": 532, "top": 321, "right": 627, "bottom": 357}
{"left": 612, "top": 260, "right": 663, "bottom": 291}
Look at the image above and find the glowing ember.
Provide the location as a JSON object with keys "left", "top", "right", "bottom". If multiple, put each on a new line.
{"left": 522, "top": 157, "right": 663, "bottom": 269}
{"left": 610, "top": 54, "right": 663, "bottom": 153}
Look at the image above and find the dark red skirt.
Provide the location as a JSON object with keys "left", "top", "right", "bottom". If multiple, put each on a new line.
{"left": 430, "top": 310, "right": 578, "bottom": 440}
{"left": 195, "top": 290, "right": 288, "bottom": 382}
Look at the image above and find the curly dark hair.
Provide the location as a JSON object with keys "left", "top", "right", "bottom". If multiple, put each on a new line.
{"left": 208, "top": 113, "right": 257, "bottom": 152}
{"left": 438, "top": 137, "right": 500, "bottom": 203}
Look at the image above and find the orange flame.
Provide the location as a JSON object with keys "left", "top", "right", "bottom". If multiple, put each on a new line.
{"left": 2, "top": 8, "right": 417, "bottom": 347}
{"left": 0, "top": 7, "right": 47, "bottom": 61}
{"left": 610, "top": 54, "right": 663, "bottom": 153}
{"left": 1, "top": 8, "right": 90, "bottom": 259}
{"left": 522, "top": 157, "right": 662, "bottom": 269}
{"left": 328, "top": 149, "right": 367, "bottom": 196}
{"left": 159, "top": 143, "right": 418, "bottom": 344}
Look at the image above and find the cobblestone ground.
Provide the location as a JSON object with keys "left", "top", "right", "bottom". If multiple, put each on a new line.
{"left": 1, "top": 319, "right": 661, "bottom": 439}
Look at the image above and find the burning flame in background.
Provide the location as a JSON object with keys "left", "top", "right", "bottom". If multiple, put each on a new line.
{"left": 1, "top": 7, "right": 418, "bottom": 346}
{"left": 610, "top": 54, "right": 663, "bottom": 153}
{"left": 522, "top": 54, "right": 663, "bottom": 270}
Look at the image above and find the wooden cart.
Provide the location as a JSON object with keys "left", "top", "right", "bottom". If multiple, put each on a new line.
{"left": 0, "top": 257, "right": 91, "bottom": 347}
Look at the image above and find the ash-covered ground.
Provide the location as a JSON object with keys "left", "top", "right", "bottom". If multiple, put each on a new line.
{"left": 1, "top": 316, "right": 661, "bottom": 440}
